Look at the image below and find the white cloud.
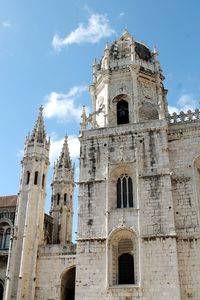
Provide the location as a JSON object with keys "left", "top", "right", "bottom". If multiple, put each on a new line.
{"left": 169, "top": 93, "right": 199, "bottom": 114}
{"left": 43, "top": 85, "right": 88, "bottom": 122}
{"left": 117, "top": 12, "right": 125, "bottom": 19}
{"left": 52, "top": 13, "right": 115, "bottom": 50}
{"left": 2, "top": 21, "right": 11, "bottom": 28}
{"left": 49, "top": 135, "right": 80, "bottom": 165}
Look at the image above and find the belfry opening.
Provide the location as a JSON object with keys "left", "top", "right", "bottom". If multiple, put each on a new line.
{"left": 61, "top": 267, "right": 76, "bottom": 300}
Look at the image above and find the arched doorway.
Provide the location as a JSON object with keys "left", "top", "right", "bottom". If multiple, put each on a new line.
{"left": 61, "top": 267, "right": 76, "bottom": 300}
{"left": 0, "top": 280, "right": 4, "bottom": 300}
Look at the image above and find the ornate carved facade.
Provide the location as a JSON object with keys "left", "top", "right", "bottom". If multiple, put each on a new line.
{"left": 0, "top": 31, "right": 200, "bottom": 300}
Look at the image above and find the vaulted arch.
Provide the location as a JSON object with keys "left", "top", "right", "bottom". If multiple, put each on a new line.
{"left": 60, "top": 266, "right": 76, "bottom": 300}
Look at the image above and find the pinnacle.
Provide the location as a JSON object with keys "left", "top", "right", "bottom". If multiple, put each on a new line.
{"left": 57, "top": 135, "right": 71, "bottom": 169}
{"left": 30, "top": 106, "right": 46, "bottom": 143}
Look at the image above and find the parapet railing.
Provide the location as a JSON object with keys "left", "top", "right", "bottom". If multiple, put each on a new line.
{"left": 167, "top": 109, "right": 200, "bottom": 124}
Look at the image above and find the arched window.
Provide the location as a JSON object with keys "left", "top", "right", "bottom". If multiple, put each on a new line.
{"left": 117, "top": 174, "right": 133, "bottom": 208}
{"left": 118, "top": 253, "right": 135, "bottom": 284}
{"left": 4, "top": 228, "right": 11, "bottom": 249}
{"left": 117, "top": 100, "right": 129, "bottom": 125}
{"left": 64, "top": 193, "right": 67, "bottom": 205}
{"left": 26, "top": 171, "right": 30, "bottom": 185}
{"left": 0, "top": 223, "right": 11, "bottom": 250}
{"left": 108, "top": 230, "right": 138, "bottom": 286}
{"left": 57, "top": 193, "right": 60, "bottom": 205}
{"left": 34, "top": 171, "right": 38, "bottom": 185}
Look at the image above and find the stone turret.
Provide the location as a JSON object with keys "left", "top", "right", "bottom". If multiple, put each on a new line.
{"left": 88, "top": 30, "right": 168, "bottom": 129}
{"left": 4, "top": 106, "right": 50, "bottom": 300}
{"left": 50, "top": 135, "right": 74, "bottom": 244}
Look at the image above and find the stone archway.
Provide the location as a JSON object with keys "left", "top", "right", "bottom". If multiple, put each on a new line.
{"left": 61, "top": 267, "right": 76, "bottom": 300}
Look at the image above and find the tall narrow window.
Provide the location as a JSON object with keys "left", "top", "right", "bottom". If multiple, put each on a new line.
{"left": 42, "top": 174, "right": 45, "bottom": 188}
{"left": 26, "top": 171, "right": 30, "bottom": 185}
{"left": 57, "top": 193, "right": 60, "bottom": 205}
{"left": 4, "top": 228, "right": 11, "bottom": 249}
{"left": 64, "top": 193, "right": 67, "bottom": 205}
{"left": 34, "top": 171, "right": 38, "bottom": 185}
{"left": 117, "top": 100, "right": 129, "bottom": 125}
{"left": 118, "top": 253, "right": 135, "bottom": 284}
{"left": 116, "top": 174, "right": 133, "bottom": 208}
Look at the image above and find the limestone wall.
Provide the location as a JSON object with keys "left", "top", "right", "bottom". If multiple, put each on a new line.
{"left": 35, "top": 244, "right": 76, "bottom": 300}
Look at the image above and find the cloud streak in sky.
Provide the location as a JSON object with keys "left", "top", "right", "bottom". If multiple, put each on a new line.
{"left": 44, "top": 85, "right": 88, "bottom": 122}
{"left": 1, "top": 21, "right": 12, "bottom": 28}
{"left": 52, "top": 13, "right": 115, "bottom": 50}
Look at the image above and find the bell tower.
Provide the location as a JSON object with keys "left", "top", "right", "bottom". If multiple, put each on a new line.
{"left": 50, "top": 135, "right": 74, "bottom": 244}
{"left": 4, "top": 107, "right": 50, "bottom": 300}
{"left": 76, "top": 31, "right": 181, "bottom": 300}
{"left": 88, "top": 30, "right": 168, "bottom": 129}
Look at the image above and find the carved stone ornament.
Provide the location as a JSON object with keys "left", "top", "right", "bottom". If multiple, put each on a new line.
{"left": 139, "top": 79, "right": 152, "bottom": 100}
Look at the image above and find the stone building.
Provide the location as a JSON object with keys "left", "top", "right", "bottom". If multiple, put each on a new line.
{"left": 0, "top": 30, "right": 200, "bottom": 300}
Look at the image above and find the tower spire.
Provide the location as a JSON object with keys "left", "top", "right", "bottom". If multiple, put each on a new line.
{"left": 58, "top": 134, "right": 71, "bottom": 169}
{"left": 30, "top": 106, "right": 46, "bottom": 143}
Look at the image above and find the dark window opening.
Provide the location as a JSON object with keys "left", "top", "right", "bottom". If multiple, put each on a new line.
{"left": 117, "top": 100, "right": 129, "bottom": 125}
{"left": 117, "top": 174, "right": 133, "bottom": 208}
{"left": 57, "top": 193, "right": 60, "bottom": 205}
{"left": 117, "top": 178, "right": 121, "bottom": 208}
{"left": 34, "top": 171, "right": 38, "bottom": 185}
{"left": 42, "top": 174, "right": 45, "bottom": 188}
{"left": 118, "top": 253, "right": 135, "bottom": 284}
{"left": 64, "top": 193, "right": 67, "bottom": 205}
{"left": 26, "top": 171, "right": 30, "bottom": 185}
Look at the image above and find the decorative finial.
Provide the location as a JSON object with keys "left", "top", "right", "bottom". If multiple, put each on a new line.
{"left": 105, "top": 43, "right": 109, "bottom": 51}
{"left": 39, "top": 105, "right": 44, "bottom": 113}
{"left": 153, "top": 46, "right": 159, "bottom": 56}
{"left": 93, "top": 58, "right": 97, "bottom": 66}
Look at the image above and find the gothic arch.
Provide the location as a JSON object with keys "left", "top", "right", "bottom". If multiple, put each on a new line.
{"left": 109, "top": 164, "right": 136, "bottom": 210}
{"left": 60, "top": 266, "right": 76, "bottom": 300}
{"left": 0, "top": 220, "right": 12, "bottom": 250}
{"left": 110, "top": 94, "right": 132, "bottom": 126}
{"left": 107, "top": 228, "right": 139, "bottom": 286}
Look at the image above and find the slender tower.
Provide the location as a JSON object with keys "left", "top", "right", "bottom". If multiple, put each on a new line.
{"left": 50, "top": 135, "right": 74, "bottom": 244}
{"left": 4, "top": 106, "right": 50, "bottom": 300}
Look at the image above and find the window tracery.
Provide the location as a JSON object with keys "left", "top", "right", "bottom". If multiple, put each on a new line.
{"left": 117, "top": 174, "right": 133, "bottom": 208}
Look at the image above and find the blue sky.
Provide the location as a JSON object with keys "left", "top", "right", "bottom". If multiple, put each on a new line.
{"left": 0, "top": 0, "right": 200, "bottom": 237}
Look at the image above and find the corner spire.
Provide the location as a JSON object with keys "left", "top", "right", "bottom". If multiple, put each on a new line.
{"left": 57, "top": 135, "right": 71, "bottom": 169}
{"left": 31, "top": 106, "right": 46, "bottom": 143}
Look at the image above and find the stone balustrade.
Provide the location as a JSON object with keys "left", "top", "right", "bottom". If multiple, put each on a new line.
{"left": 168, "top": 108, "right": 200, "bottom": 124}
